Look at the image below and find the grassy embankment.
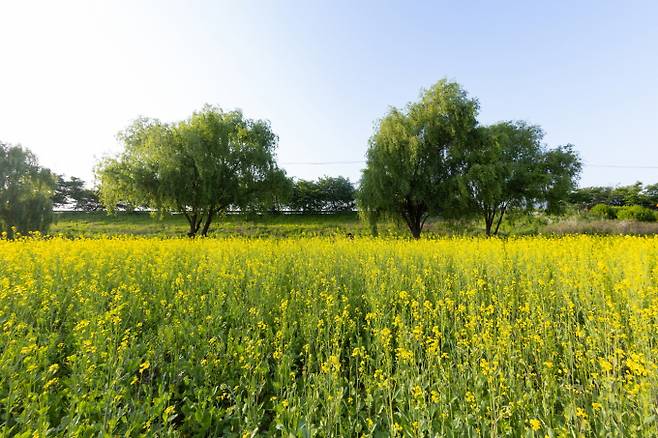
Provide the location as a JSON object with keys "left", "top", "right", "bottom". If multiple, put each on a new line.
{"left": 50, "top": 211, "right": 564, "bottom": 238}
{"left": 51, "top": 210, "right": 658, "bottom": 238}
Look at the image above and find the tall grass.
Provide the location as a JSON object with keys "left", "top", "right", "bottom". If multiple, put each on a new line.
{"left": 544, "top": 219, "right": 658, "bottom": 236}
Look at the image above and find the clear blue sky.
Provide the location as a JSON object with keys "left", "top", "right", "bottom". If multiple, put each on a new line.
{"left": 1, "top": 0, "right": 657, "bottom": 187}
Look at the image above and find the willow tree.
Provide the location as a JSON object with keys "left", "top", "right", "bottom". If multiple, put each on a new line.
{"left": 358, "top": 79, "right": 479, "bottom": 238}
{"left": 0, "top": 142, "right": 56, "bottom": 238}
{"left": 97, "top": 105, "right": 285, "bottom": 237}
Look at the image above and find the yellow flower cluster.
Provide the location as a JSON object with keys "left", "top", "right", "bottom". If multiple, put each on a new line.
{"left": 0, "top": 235, "right": 657, "bottom": 435}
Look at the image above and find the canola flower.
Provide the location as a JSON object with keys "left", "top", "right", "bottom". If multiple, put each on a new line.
{"left": 0, "top": 235, "right": 657, "bottom": 436}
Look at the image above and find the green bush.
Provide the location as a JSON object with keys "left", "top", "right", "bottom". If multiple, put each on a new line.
{"left": 590, "top": 203, "right": 617, "bottom": 219}
{"left": 616, "top": 205, "right": 657, "bottom": 222}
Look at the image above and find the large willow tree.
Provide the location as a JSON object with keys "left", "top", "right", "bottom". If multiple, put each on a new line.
{"left": 98, "top": 105, "right": 287, "bottom": 237}
{"left": 358, "top": 80, "right": 480, "bottom": 238}
{"left": 0, "top": 142, "right": 56, "bottom": 238}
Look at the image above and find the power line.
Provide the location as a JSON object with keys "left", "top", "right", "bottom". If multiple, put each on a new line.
{"left": 584, "top": 164, "right": 658, "bottom": 169}
{"left": 280, "top": 160, "right": 658, "bottom": 169}
{"left": 280, "top": 160, "right": 365, "bottom": 165}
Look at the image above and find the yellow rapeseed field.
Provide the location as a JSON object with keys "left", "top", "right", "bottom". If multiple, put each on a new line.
{"left": 1, "top": 236, "right": 657, "bottom": 436}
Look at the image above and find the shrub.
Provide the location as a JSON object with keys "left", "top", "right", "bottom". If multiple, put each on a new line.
{"left": 590, "top": 203, "right": 617, "bottom": 219}
{"left": 616, "top": 205, "right": 657, "bottom": 222}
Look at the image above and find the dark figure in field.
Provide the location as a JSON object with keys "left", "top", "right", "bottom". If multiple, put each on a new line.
{"left": 346, "top": 232, "right": 354, "bottom": 240}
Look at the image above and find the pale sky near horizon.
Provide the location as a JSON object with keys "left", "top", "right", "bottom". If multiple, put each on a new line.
{"left": 1, "top": 0, "right": 657, "bottom": 188}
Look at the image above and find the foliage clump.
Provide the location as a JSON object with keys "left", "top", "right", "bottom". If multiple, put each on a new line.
{"left": 616, "top": 205, "right": 656, "bottom": 222}
{"left": 590, "top": 203, "right": 618, "bottom": 219}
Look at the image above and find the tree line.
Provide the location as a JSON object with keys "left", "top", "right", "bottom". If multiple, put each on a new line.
{"left": 568, "top": 182, "right": 658, "bottom": 222}
{"left": 4, "top": 78, "right": 631, "bottom": 239}
{"left": 569, "top": 182, "right": 658, "bottom": 209}
{"left": 52, "top": 174, "right": 356, "bottom": 215}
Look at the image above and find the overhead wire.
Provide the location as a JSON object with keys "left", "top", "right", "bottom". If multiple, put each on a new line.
{"left": 280, "top": 160, "right": 658, "bottom": 169}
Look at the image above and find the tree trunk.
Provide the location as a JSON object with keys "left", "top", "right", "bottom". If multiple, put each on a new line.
{"left": 186, "top": 212, "right": 197, "bottom": 237}
{"left": 493, "top": 206, "right": 507, "bottom": 236}
{"left": 409, "top": 222, "right": 422, "bottom": 239}
{"left": 186, "top": 212, "right": 203, "bottom": 238}
{"left": 402, "top": 200, "right": 426, "bottom": 239}
{"left": 484, "top": 212, "right": 494, "bottom": 237}
{"left": 200, "top": 209, "right": 215, "bottom": 237}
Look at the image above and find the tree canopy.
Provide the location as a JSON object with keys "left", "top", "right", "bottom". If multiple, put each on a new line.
{"left": 0, "top": 141, "right": 56, "bottom": 238}
{"left": 97, "top": 105, "right": 285, "bottom": 236}
{"left": 358, "top": 79, "right": 480, "bottom": 238}
{"left": 569, "top": 182, "right": 658, "bottom": 209}
{"left": 54, "top": 176, "right": 102, "bottom": 211}
{"left": 289, "top": 176, "right": 355, "bottom": 213}
{"left": 465, "top": 122, "right": 581, "bottom": 235}
{"left": 358, "top": 79, "right": 584, "bottom": 238}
